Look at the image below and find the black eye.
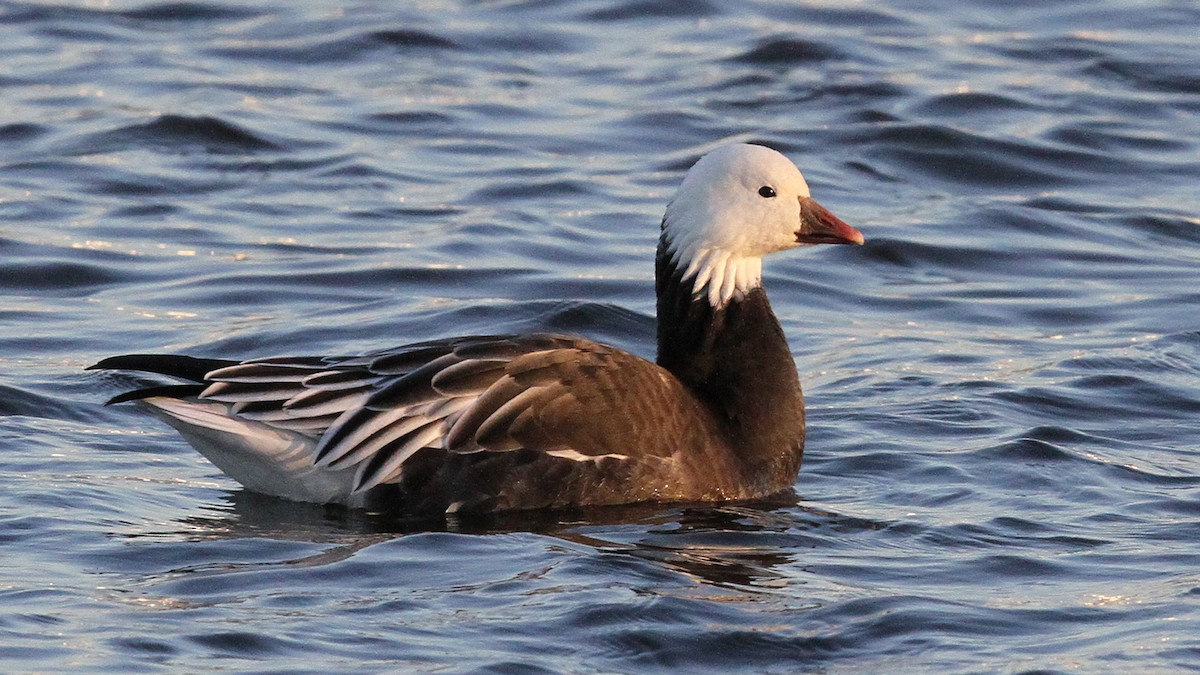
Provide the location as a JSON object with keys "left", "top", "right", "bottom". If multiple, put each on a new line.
{"left": 758, "top": 186, "right": 776, "bottom": 198}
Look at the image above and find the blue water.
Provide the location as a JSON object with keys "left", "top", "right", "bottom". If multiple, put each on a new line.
{"left": 2, "top": 0, "right": 1199, "bottom": 671}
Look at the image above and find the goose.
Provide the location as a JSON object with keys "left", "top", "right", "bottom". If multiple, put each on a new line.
{"left": 91, "top": 143, "right": 864, "bottom": 515}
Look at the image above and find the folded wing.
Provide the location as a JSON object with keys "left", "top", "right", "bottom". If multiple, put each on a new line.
{"left": 107, "top": 334, "right": 723, "bottom": 501}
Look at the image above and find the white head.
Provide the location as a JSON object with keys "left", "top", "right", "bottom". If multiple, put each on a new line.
{"left": 662, "top": 143, "right": 863, "bottom": 308}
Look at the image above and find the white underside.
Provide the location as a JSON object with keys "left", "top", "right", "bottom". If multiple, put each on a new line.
{"left": 143, "top": 397, "right": 365, "bottom": 507}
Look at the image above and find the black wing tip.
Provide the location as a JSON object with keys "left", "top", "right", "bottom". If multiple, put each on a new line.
{"left": 88, "top": 354, "right": 182, "bottom": 372}
{"left": 103, "top": 391, "right": 142, "bottom": 406}
{"left": 88, "top": 355, "right": 140, "bottom": 371}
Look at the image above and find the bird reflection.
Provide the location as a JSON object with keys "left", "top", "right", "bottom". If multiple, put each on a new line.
{"left": 138, "top": 489, "right": 857, "bottom": 590}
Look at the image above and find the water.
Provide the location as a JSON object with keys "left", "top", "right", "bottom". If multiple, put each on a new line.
{"left": 2, "top": 0, "right": 1199, "bottom": 671}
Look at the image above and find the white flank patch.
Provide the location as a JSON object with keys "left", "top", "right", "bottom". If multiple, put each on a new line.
{"left": 545, "top": 449, "right": 630, "bottom": 463}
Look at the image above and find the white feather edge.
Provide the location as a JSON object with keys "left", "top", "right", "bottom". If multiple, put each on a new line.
{"left": 671, "top": 243, "right": 763, "bottom": 308}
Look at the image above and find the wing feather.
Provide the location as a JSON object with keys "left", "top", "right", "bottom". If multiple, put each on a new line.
{"left": 444, "top": 377, "right": 525, "bottom": 449}
{"left": 201, "top": 381, "right": 300, "bottom": 403}
{"left": 367, "top": 344, "right": 456, "bottom": 374}
{"left": 283, "top": 386, "right": 372, "bottom": 416}
{"left": 473, "top": 384, "right": 563, "bottom": 450}
{"left": 301, "top": 369, "right": 379, "bottom": 390}
{"left": 315, "top": 405, "right": 416, "bottom": 467}
{"left": 363, "top": 353, "right": 464, "bottom": 409}
{"left": 430, "top": 358, "right": 509, "bottom": 395}
{"left": 205, "top": 362, "right": 325, "bottom": 383}
{"left": 352, "top": 420, "right": 446, "bottom": 492}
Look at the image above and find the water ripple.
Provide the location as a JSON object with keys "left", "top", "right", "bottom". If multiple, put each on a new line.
{"left": 72, "top": 114, "right": 280, "bottom": 156}
{"left": 1, "top": 0, "right": 1198, "bottom": 671}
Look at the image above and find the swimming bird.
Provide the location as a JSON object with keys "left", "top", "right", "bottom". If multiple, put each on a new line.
{"left": 91, "top": 143, "right": 864, "bottom": 515}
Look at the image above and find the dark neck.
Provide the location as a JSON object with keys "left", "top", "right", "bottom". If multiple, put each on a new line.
{"left": 655, "top": 235, "right": 805, "bottom": 480}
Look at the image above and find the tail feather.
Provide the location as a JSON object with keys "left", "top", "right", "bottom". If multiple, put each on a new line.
{"left": 105, "top": 383, "right": 207, "bottom": 406}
